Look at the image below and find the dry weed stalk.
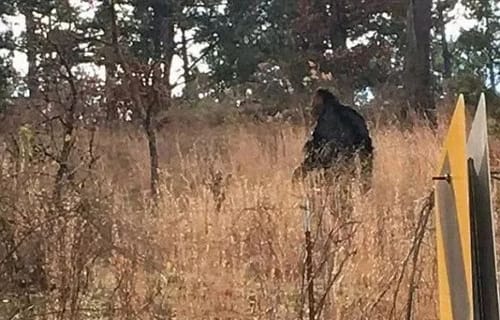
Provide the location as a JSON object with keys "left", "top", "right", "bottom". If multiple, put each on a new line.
{"left": 297, "top": 175, "right": 360, "bottom": 320}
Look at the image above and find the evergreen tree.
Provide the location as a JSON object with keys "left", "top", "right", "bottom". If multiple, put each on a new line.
{"left": 192, "top": 0, "right": 297, "bottom": 92}
{"left": 3, "top": 0, "right": 85, "bottom": 97}
{"left": 0, "top": 1, "right": 16, "bottom": 109}
{"left": 293, "top": 0, "right": 408, "bottom": 103}
{"left": 456, "top": 0, "right": 499, "bottom": 93}
{"left": 191, "top": 0, "right": 407, "bottom": 105}
{"left": 432, "top": 0, "right": 458, "bottom": 83}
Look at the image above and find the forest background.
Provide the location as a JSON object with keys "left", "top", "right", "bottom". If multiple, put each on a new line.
{"left": 0, "top": 0, "right": 499, "bottom": 319}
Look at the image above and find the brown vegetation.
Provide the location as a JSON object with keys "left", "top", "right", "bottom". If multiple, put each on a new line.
{"left": 1, "top": 107, "right": 500, "bottom": 319}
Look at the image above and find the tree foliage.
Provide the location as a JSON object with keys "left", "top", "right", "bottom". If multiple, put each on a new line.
{"left": 0, "top": 0, "right": 498, "bottom": 114}
{"left": 0, "top": 3, "right": 16, "bottom": 109}
{"left": 455, "top": 0, "right": 499, "bottom": 93}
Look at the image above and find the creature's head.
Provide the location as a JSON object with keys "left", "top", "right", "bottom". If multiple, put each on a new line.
{"left": 311, "top": 88, "right": 340, "bottom": 119}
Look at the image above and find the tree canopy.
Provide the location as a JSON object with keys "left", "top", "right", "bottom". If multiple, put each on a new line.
{"left": 0, "top": 0, "right": 498, "bottom": 113}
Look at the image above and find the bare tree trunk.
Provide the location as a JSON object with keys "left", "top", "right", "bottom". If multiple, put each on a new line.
{"left": 330, "top": 1, "right": 353, "bottom": 104}
{"left": 104, "top": 37, "right": 118, "bottom": 122}
{"left": 24, "top": 9, "right": 38, "bottom": 98}
{"left": 404, "top": 0, "right": 436, "bottom": 126}
{"left": 442, "top": 37, "right": 452, "bottom": 79}
{"left": 181, "top": 28, "right": 194, "bottom": 100}
{"left": 485, "top": 17, "right": 497, "bottom": 93}
{"left": 305, "top": 227, "right": 314, "bottom": 320}
{"left": 330, "top": 1, "right": 348, "bottom": 50}
{"left": 108, "top": 0, "right": 173, "bottom": 203}
{"left": 437, "top": 8, "right": 452, "bottom": 79}
{"left": 145, "top": 109, "right": 160, "bottom": 199}
{"left": 489, "top": 61, "right": 497, "bottom": 94}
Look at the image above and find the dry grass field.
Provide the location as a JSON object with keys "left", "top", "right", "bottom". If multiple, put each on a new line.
{"left": 96, "top": 120, "right": 441, "bottom": 319}
{"left": 2, "top": 112, "right": 500, "bottom": 319}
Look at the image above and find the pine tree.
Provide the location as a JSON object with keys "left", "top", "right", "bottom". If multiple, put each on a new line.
{"left": 432, "top": 0, "right": 458, "bottom": 82}
{"left": 293, "top": 0, "right": 408, "bottom": 103}
{"left": 0, "top": 1, "right": 16, "bottom": 109}
{"left": 191, "top": 0, "right": 406, "bottom": 105}
{"left": 4, "top": 0, "right": 86, "bottom": 97}
{"left": 192, "top": 0, "right": 297, "bottom": 92}
{"left": 456, "top": 0, "right": 499, "bottom": 93}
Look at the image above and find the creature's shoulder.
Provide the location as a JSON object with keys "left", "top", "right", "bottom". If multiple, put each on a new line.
{"left": 338, "top": 104, "right": 367, "bottom": 124}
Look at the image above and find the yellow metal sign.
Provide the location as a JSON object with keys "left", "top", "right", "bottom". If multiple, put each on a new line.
{"left": 434, "top": 94, "right": 473, "bottom": 320}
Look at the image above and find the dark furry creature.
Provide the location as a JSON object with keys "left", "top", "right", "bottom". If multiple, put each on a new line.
{"left": 293, "top": 88, "right": 374, "bottom": 187}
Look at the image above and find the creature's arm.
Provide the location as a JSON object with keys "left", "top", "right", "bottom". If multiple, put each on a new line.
{"left": 302, "top": 134, "right": 315, "bottom": 154}
{"left": 342, "top": 109, "right": 373, "bottom": 151}
{"left": 292, "top": 138, "right": 320, "bottom": 182}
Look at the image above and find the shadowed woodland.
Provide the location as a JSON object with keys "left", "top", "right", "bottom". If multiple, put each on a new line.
{"left": 0, "top": 0, "right": 499, "bottom": 319}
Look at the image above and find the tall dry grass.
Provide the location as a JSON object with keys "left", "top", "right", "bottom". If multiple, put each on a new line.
{"left": 91, "top": 120, "right": 442, "bottom": 319}
{"left": 5, "top": 116, "right": 495, "bottom": 319}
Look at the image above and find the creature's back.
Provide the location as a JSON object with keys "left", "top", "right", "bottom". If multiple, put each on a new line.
{"left": 312, "top": 104, "right": 368, "bottom": 151}
{"left": 336, "top": 105, "right": 373, "bottom": 152}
